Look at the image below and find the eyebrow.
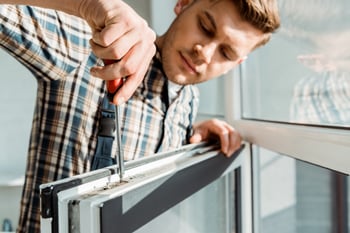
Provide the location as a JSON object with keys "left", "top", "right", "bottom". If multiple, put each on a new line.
{"left": 204, "top": 10, "right": 241, "bottom": 60}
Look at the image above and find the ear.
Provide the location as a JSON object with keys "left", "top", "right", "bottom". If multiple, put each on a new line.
{"left": 174, "top": 0, "right": 193, "bottom": 15}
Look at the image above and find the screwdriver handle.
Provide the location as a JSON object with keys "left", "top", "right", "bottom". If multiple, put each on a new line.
{"left": 103, "top": 59, "right": 124, "bottom": 102}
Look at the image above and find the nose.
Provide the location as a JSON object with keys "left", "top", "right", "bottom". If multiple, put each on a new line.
{"left": 193, "top": 43, "right": 216, "bottom": 64}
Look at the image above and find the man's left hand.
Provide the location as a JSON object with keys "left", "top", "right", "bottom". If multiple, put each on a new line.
{"left": 189, "top": 119, "right": 242, "bottom": 157}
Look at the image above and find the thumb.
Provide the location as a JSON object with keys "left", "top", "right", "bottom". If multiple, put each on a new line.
{"left": 189, "top": 132, "right": 203, "bottom": 144}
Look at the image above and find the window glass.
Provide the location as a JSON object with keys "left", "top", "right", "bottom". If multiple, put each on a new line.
{"left": 135, "top": 172, "right": 236, "bottom": 233}
{"left": 241, "top": 0, "right": 350, "bottom": 127}
{"left": 197, "top": 78, "right": 225, "bottom": 119}
{"left": 253, "top": 147, "right": 346, "bottom": 233}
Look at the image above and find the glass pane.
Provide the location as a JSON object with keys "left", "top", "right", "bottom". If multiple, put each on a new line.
{"left": 135, "top": 172, "right": 236, "bottom": 233}
{"left": 197, "top": 77, "right": 225, "bottom": 118}
{"left": 253, "top": 146, "right": 346, "bottom": 233}
{"left": 241, "top": 0, "right": 350, "bottom": 127}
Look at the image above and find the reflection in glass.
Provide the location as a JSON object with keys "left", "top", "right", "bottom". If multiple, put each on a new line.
{"left": 241, "top": 0, "right": 350, "bottom": 127}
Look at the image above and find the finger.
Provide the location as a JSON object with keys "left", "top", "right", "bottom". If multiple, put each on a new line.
{"left": 92, "top": 24, "right": 129, "bottom": 47}
{"left": 90, "top": 26, "right": 144, "bottom": 60}
{"left": 96, "top": 3, "right": 149, "bottom": 46}
{"left": 112, "top": 45, "right": 156, "bottom": 104}
{"left": 89, "top": 48, "right": 138, "bottom": 82}
{"left": 90, "top": 4, "right": 138, "bottom": 47}
{"left": 226, "top": 129, "right": 242, "bottom": 157}
{"left": 214, "top": 122, "right": 236, "bottom": 156}
{"left": 90, "top": 64, "right": 122, "bottom": 81}
{"left": 219, "top": 128, "right": 230, "bottom": 156}
{"left": 189, "top": 133, "right": 203, "bottom": 144}
{"left": 115, "top": 32, "right": 156, "bottom": 78}
{"left": 90, "top": 39, "right": 156, "bottom": 80}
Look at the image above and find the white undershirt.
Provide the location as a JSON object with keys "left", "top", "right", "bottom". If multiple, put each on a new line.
{"left": 167, "top": 80, "right": 183, "bottom": 104}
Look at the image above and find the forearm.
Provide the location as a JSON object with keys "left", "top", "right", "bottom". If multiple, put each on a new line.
{"left": 0, "top": 5, "right": 91, "bottom": 81}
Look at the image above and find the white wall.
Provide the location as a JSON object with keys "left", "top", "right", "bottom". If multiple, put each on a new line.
{"left": 0, "top": 49, "right": 36, "bottom": 229}
{"left": 0, "top": 50, "right": 35, "bottom": 180}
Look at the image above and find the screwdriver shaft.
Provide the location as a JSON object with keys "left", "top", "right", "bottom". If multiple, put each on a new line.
{"left": 115, "top": 105, "right": 124, "bottom": 179}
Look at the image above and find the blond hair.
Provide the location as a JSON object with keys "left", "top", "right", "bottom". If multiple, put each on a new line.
{"left": 209, "top": 0, "right": 280, "bottom": 48}
{"left": 234, "top": 0, "right": 280, "bottom": 48}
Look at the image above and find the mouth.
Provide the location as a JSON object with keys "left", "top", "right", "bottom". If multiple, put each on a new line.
{"left": 180, "top": 52, "right": 198, "bottom": 75}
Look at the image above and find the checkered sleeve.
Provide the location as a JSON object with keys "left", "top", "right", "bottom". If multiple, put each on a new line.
{"left": 0, "top": 5, "right": 93, "bottom": 82}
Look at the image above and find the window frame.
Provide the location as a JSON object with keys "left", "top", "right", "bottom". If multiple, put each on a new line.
{"left": 224, "top": 67, "right": 350, "bottom": 175}
{"left": 41, "top": 143, "right": 248, "bottom": 233}
{"left": 224, "top": 59, "right": 350, "bottom": 232}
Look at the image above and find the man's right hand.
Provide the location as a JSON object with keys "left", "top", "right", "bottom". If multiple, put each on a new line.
{"left": 79, "top": 0, "right": 156, "bottom": 105}
{"left": 1, "top": 0, "right": 156, "bottom": 104}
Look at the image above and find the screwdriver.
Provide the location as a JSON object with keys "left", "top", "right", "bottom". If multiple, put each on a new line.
{"left": 103, "top": 59, "right": 125, "bottom": 180}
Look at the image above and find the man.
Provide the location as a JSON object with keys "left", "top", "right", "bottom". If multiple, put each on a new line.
{"left": 0, "top": 0, "right": 156, "bottom": 232}
{"left": 0, "top": 0, "right": 280, "bottom": 232}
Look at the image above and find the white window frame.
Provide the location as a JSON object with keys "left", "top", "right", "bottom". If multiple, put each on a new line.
{"left": 40, "top": 143, "right": 249, "bottom": 233}
{"left": 224, "top": 65, "right": 350, "bottom": 175}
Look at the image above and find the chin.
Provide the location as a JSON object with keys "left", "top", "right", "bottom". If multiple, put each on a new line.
{"left": 169, "top": 78, "right": 185, "bottom": 85}
{"left": 174, "top": 75, "right": 191, "bottom": 85}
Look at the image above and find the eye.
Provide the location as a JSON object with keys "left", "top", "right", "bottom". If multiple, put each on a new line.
{"left": 220, "top": 47, "right": 232, "bottom": 61}
{"left": 198, "top": 17, "right": 213, "bottom": 37}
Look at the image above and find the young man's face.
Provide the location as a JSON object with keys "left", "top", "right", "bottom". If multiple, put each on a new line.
{"left": 157, "top": 0, "right": 264, "bottom": 85}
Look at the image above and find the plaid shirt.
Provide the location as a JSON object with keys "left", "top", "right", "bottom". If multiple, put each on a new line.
{"left": 290, "top": 71, "right": 350, "bottom": 126}
{"left": 0, "top": 5, "right": 199, "bottom": 233}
